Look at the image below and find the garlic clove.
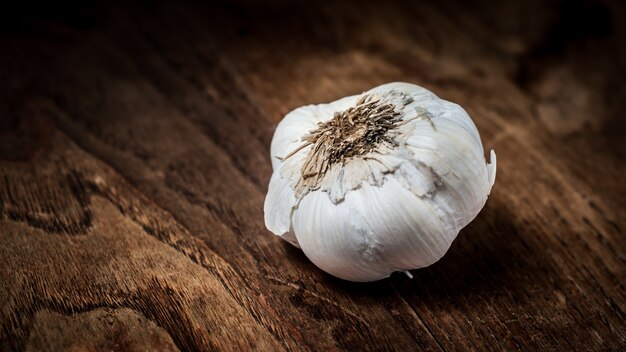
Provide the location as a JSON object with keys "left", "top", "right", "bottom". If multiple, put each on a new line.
{"left": 362, "top": 178, "right": 454, "bottom": 272}
{"left": 291, "top": 187, "right": 392, "bottom": 282}
{"left": 292, "top": 177, "right": 456, "bottom": 282}
{"left": 403, "top": 114, "right": 493, "bottom": 228}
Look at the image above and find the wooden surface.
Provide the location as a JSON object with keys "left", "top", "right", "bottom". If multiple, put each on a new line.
{"left": 1, "top": 1, "right": 625, "bottom": 351}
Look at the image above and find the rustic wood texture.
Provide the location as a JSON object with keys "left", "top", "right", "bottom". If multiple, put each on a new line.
{"left": 1, "top": 1, "right": 625, "bottom": 350}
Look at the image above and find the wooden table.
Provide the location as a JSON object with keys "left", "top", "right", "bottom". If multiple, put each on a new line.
{"left": 1, "top": 1, "right": 624, "bottom": 350}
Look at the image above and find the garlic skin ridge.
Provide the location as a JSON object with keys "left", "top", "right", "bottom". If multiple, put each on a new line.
{"left": 264, "top": 82, "right": 496, "bottom": 282}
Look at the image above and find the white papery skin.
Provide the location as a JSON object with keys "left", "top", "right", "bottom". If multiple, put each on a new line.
{"left": 264, "top": 82, "right": 496, "bottom": 282}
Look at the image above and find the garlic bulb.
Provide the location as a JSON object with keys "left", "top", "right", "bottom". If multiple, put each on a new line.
{"left": 264, "top": 82, "right": 496, "bottom": 282}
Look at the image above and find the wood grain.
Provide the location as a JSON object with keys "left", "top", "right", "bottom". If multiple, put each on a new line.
{"left": 1, "top": 1, "right": 624, "bottom": 351}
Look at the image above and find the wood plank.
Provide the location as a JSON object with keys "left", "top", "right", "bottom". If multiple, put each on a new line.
{"left": 1, "top": 1, "right": 624, "bottom": 350}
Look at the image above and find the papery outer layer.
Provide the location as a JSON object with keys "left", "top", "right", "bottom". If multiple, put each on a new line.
{"left": 263, "top": 171, "right": 299, "bottom": 247}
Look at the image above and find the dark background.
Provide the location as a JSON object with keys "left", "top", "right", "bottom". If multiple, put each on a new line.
{"left": 1, "top": 1, "right": 625, "bottom": 351}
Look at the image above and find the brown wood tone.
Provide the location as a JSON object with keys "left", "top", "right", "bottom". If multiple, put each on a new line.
{"left": 1, "top": 1, "right": 625, "bottom": 351}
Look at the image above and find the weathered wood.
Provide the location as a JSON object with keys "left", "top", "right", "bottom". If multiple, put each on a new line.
{"left": 1, "top": 1, "right": 624, "bottom": 351}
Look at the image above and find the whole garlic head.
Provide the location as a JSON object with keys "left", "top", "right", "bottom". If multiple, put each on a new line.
{"left": 264, "top": 82, "right": 496, "bottom": 282}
